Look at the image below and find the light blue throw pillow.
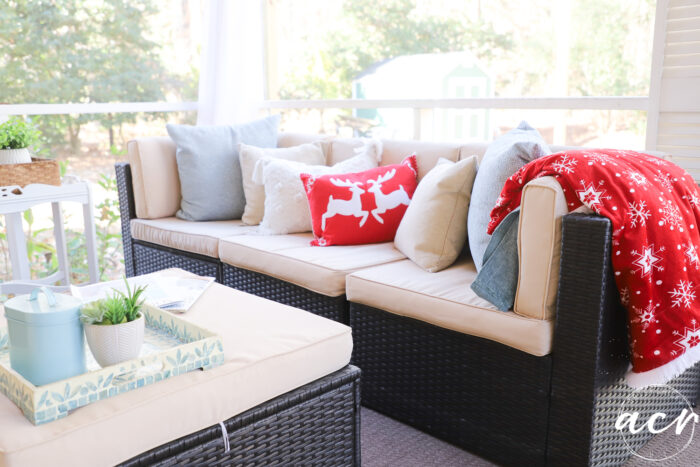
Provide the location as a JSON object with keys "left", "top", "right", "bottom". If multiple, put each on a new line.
{"left": 471, "top": 208, "right": 520, "bottom": 311}
{"left": 167, "top": 115, "right": 280, "bottom": 221}
{"left": 467, "top": 121, "right": 550, "bottom": 270}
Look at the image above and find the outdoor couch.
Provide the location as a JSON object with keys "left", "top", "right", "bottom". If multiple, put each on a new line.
{"left": 115, "top": 133, "right": 700, "bottom": 466}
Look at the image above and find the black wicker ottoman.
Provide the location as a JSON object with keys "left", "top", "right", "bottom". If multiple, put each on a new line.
{"left": 120, "top": 365, "right": 361, "bottom": 467}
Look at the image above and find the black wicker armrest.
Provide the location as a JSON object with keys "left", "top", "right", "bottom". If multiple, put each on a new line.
{"left": 115, "top": 162, "right": 137, "bottom": 277}
{"left": 547, "top": 213, "right": 630, "bottom": 464}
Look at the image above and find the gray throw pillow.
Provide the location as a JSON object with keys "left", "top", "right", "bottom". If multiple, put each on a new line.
{"left": 467, "top": 121, "right": 550, "bottom": 270}
{"left": 167, "top": 115, "right": 280, "bottom": 221}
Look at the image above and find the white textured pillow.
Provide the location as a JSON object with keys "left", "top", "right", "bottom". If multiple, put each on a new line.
{"left": 239, "top": 142, "right": 325, "bottom": 225}
{"left": 253, "top": 141, "right": 381, "bottom": 234}
{"left": 395, "top": 156, "right": 478, "bottom": 272}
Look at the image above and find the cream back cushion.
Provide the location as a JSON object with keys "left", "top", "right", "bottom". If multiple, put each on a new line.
{"left": 513, "top": 176, "right": 594, "bottom": 320}
{"left": 329, "top": 138, "right": 463, "bottom": 181}
{"left": 127, "top": 137, "right": 180, "bottom": 219}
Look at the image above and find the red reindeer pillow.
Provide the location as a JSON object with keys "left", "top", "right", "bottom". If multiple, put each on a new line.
{"left": 301, "top": 155, "right": 418, "bottom": 246}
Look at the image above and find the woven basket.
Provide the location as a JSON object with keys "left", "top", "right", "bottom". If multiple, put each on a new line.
{"left": 0, "top": 157, "right": 61, "bottom": 187}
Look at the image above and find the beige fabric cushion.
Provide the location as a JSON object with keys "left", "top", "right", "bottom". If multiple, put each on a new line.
{"left": 277, "top": 132, "right": 333, "bottom": 149}
{"left": 328, "top": 138, "right": 462, "bottom": 181}
{"left": 219, "top": 234, "right": 406, "bottom": 296}
{"left": 127, "top": 137, "right": 180, "bottom": 219}
{"left": 239, "top": 142, "right": 325, "bottom": 225}
{"left": 395, "top": 156, "right": 478, "bottom": 272}
{"left": 0, "top": 279, "right": 352, "bottom": 467}
{"left": 131, "top": 217, "right": 257, "bottom": 258}
{"left": 346, "top": 258, "right": 553, "bottom": 356}
{"left": 514, "top": 176, "right": 591, "bottom": 320}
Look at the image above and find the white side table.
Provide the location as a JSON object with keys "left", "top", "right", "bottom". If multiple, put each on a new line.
{"left": 0, "top": 182, "right": 99, "bottom": 295}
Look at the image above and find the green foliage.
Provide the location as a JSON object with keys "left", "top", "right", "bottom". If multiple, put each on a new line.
{"left": 80, "top": 278, "right": 146, "bottom": 325}
{"left": 279, "top": 0, "right": 513, "bottom": 100}
{"left": 0, "top": 0, "right": 179, "bottom": 152}
{"left": 0, "top": 117, "right": 41, "bottom": 150}
{"left": 113, "top": 277, "right": 146, "bottom": 322}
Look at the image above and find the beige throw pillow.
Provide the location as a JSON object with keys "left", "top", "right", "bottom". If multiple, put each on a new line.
{"left": 395, "top": 156, "right": 478, "bottom": 272}
{"left": 239, "top": 142, "right": 325, "bottom": 225}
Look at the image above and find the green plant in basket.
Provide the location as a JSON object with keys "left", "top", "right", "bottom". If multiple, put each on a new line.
{"left": 0, "top": 117, "right": 41, "bottom": 150}
{"left": 80, "top": 278, "right": 148, "bottom": 368}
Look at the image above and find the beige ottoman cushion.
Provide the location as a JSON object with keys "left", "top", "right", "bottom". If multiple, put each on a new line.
{"left": 0, "top": 280, "right": 352, "bottom": 467}
{"left": 131, "top": 217, "right": 258, "bottom": 258}
{"left": 127, "top": 137, "right": 180, "bottom": 219}
{"left": 346, "top": 258, "right": 554, "bottom": 356}
{"left": 219, "top": 234, "right": 406, "bottom": 297}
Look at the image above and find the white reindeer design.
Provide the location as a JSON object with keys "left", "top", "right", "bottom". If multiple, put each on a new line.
{"left": 367, "top": 169, "right": 411, "bottom": 224}
{"left": 322, "top": 178, "right": 369, "bottom": 230}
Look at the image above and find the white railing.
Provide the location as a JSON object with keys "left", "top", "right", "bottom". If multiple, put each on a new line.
{"left": 0, "top": 102, "right": 198, "bottom": 116}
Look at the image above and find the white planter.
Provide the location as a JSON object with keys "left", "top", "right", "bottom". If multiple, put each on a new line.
{"left": 0, "top": 148, "right": 32, "bottom": 165}
{"left": 84, "top": 315, "right": 145, "bottom": 367}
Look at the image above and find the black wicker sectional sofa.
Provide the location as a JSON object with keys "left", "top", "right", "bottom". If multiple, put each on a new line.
{"left": 116, "top": 134, "right": 700, "bottom": 466}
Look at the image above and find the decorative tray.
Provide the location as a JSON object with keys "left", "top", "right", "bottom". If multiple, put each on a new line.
{"left": 0, "top": 305, "right": 224, "bottom": 425}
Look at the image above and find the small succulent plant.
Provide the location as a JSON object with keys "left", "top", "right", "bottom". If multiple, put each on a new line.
{"left": 80, "top": 278, "right": 147, "bottom": 325}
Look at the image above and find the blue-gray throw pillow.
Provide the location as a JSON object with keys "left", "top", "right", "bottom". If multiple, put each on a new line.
{"left": 467, "top": 121, "right": 550, "bottom": 270}
{"left": 167, "top": 115, "right": 280, "bottom": 221}
{"left": 471, "top": 208, "right": 520, "bottom": 311}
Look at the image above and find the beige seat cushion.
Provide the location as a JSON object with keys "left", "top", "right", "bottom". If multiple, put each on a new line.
{"left": 239, "top": 142, "right": 326, "bottom": 225}
{"left": 0, "top": 280, "right": 352, "bottom": 467}
{"left": 127, "top": 137, "right": 180, "bottom": 219}
{"left": 219, "top": 234, "right": 406, "bottom": 297}
{"left": 395, "top": 156, "right": 478, "bottom": 272}
{"left": 131, "top": 217, "right": 258, "bottom": 258}
{"left": 346, "top": 258, "right": 554, "bottom": 356}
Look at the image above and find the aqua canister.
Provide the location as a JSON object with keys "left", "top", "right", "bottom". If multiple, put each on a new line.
{"left": 4, "top": 287, "right": 86, "bottom": 386}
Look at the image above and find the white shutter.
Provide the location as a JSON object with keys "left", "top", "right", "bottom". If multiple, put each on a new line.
{"left": 648, "top": 0, "right": 700, "bottom": 180}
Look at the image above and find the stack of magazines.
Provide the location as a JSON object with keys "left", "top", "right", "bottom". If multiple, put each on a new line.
{"left": 70, "top": 269, "right": 214, "bottom": 313}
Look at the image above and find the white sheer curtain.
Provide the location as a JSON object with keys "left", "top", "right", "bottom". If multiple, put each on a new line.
{"left": 196, "top": 0, "right": 265, "bottom": 125}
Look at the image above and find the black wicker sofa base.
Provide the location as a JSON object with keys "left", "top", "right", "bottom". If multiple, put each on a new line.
{"left": 119, "top": 365, "right": 361, "bottom": 466}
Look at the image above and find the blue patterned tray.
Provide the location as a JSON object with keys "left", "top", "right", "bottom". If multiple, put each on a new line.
{"left": 0, "top": 305, "right": 224, "bottom": 425}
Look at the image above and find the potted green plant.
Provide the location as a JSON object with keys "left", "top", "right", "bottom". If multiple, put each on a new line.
{"left": 80, "top": 279, "right": 148, "bottom": 367}
{"left": 0, "top": 117, "right": 40, "bottom": 165}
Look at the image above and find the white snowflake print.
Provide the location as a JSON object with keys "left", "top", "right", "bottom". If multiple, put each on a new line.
{"left": 552, "top": 155, "right": 578, "bottom": 174}
{"left": 625, "top": 170, "right": 648, "bottom": 186}
{"left": 582, "top": 151, "right": 616, "bottom": 166}
{"left": 495, "top": 195, "right": 506, "bottom": 208}
{"left": 645, "top": 155, "right": 668, "bottom": 166}
{"left": 576, "top": 180, "right": 611, "bottom": 210}
{"left": 687, "top": 192, "right": 700, "bottom": 208}
{"left": 669, "top": 280, "right": 696, "bottom": 309}
{"left": 620, "top": 287, "right": 630, "bottom": 306}
{"left": 654, "top": 170, "right": 675, "bottom": 192}
{"left": 626, "top": 200, "right": 651, "bottom": 228}
{"left": 659, "top": 200, "right": 683, "bottom": 231}
{"left": 631, "top": 244, "right": 665, "bottom": 279}
{"left": 685, "top": 244, "right": 700, "bottom": 270}
{"left": 672, "top": 319, "right": 700, "bottom": 356}
{"left": 632, "top": 300, "right": 659, "bottom": 328}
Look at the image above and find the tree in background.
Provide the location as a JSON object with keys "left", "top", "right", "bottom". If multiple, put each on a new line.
{"left": 279, "top": 0, "right": 513, "bottom": 100}
{"left": 0, "top": 0, "right": 178, "bottom": 153}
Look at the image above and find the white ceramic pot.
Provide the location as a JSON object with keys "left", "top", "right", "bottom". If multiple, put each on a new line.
{"left": 84, "top": 315, "right": 145, "bottom": 367}
{"left": 0, "top": 148, "right": 32, "bottom": 165}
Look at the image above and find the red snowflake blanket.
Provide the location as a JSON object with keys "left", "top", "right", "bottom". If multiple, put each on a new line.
{"left": 488, "top": 149, "right": 700, "bottom": 388}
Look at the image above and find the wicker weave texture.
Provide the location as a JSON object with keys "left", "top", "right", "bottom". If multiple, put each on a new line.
{"left": 350, "top": 302, "right": 551, "bottom": 467}
{"left": 133, "top": 241, "right": 221, "bottom": 281}
{"left": 115, "top": 162, "right": 136, "bottom": 277}
{"left": 119, "top": 365, "right": 361, "bottom": 467}
{"left": 0, "top": 157, "right": 60, "bottom": 187}
{"left": 223, "top": 264, "right": 349, "bottom": 323}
